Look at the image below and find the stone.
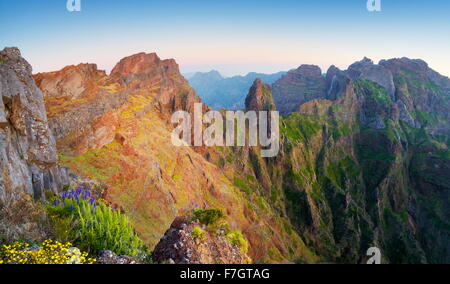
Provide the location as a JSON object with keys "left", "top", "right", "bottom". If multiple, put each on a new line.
{"left": 0, "top": 47, "right": 68, "bottom": 202}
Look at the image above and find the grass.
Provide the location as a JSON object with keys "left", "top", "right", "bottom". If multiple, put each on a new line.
{"left": 233, "top": 176, "right": 254, "bottom": 193}
{"left": 191, "top": 226, "right": 206, "bottom": 242}
{"left": 281, "top": 113, "right": 322, "bottom": 142}
{"left": 226, "top": 231, "right": 249, "bottom": 254}
{"left": 355, "top": 79, "right": 392, "bottom": 105}
{"left": 189, "top": 209, "right": 225, "bottom": 226}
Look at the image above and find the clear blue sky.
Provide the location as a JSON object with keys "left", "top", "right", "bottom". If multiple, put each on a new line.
{"left": 1, "top": 0, "right": 449, "bottom": 77}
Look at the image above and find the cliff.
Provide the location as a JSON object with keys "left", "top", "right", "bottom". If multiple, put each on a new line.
{"left": 0, "top": 47, "right": 68, "bottom": 202}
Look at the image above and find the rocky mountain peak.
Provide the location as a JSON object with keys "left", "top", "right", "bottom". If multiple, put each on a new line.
{"left": 111, "top": 52, "right": 160, "bottom": 77}
{"left": 110, "top": 52, "right": 180, "bottom": 80}
{"left": 34, "top": 63, "right": 105, "bottom": 100}
{"left": 245, "top": 78, "right": 276, "bottom": 112}
{"left": 295, "top": 64, "right": 323, "bottom": 78}
{"left": 347, "top": 57, "right": 396, "bottom": 100}
{"left": 273, "top": 64, "right": 327, "bottom": 115}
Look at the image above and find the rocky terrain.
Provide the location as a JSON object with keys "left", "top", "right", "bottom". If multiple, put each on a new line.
{"left": 0, "top": 47, "right": 68, "bottom": 202}
{"left": 33, "top": 51, "right": 317, "bottom": 264}
{"left": 245, "top": 79, "right": 276, "bottom": 112}
{"left": 217, "top": 57, "right": 450, "bottom": 263}
{"left": 272, "top": 65, "right": 328, "bottom": 115}
{"left": 1, "top": 46, "right": 448, "bottom": 264}
{"left": 152, "top": 215, "right": 251, "bottom": 264}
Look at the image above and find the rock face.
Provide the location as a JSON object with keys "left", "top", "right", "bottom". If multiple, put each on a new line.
{"left": 0, "top": 47, "right": 68, "bottom": 202}
{"left": 347, "top": 57, "right": 396, "bottom": 100}
{"left": 221, "top": 56, "right": 449, "bottom": 264}
{"left": 35, "top": 52, "right": 200, "bottom": 156}
{"left": 152, "top": 216, "right": 251, "bottom": 264}
{"left": 272, "top": 65, "right": 327, "bottom": 115}
{"left": 245, "top": 79, "right": 276, "bottom": 112}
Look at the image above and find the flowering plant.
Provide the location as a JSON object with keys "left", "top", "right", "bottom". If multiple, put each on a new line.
{"left": 0, "top": 240, "right": 95, "bottom": 264}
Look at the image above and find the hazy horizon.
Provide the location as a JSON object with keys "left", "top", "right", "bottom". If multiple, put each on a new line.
{"left": 1, "top": 0, "right": 450, "bottom": 77}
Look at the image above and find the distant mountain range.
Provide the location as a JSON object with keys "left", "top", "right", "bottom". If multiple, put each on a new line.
{"left": 186, "top": 70, "right": 286, "bottom": 110}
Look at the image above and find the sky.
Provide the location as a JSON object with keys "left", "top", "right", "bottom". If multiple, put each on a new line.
{"left": 1, "top": 0, "right": 450, "bottom": 77}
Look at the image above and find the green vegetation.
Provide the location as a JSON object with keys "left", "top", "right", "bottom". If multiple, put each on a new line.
{"left": 413, "top": 110, "right": 438, "bottom": 126}
{"left": 281, "top": 113, "right": 322, "bottom": 142}
{"left": 355, "top": 79, "right": 392, "bottom": 105}
{"left": 226, "top": 231, "right": 249, "bottom": 254}
{"left": 187, "top": 209, "right": 250, "bottom": 254}
{"left": 46, "top": 188, "right": 146, "bottom": 258}
{"left": 189, "top": 208, "right": 225, "bottom": 226}
{"left": 326, "top": 157, "right": 360, "bottom": 190}
{"left": 191, "top": 226, "right": 206, "bottom": 242}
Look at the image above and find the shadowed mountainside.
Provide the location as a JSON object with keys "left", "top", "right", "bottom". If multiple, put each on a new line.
{"left": 208, "top": 57, "right": 450, "bottom": 263}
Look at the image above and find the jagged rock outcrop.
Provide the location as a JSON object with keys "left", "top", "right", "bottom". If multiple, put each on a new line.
{"left": 35, "top": 52, "right": 201, "bottom": 156}
{"left": 152, "top": 216, "right": 251, "bottom": 264}
{"left": 0, "top": 47, "right": 68, "bottom": 201}
{"left": 325, "top": 65, "right": 351, "bottom": 101}
{"left": 347, "top": 57, "right": 396, "bottom": 100}
{"left": 273, "top": 65, "right": 327, "bottom": 115}
{"left": 380, "top": 57, "right": 450, "bottom": 135}
{"left": 245, "top": 79, "right": 276, "bottom": 112}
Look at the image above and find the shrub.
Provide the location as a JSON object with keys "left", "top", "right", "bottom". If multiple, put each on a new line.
{"left": 189, "top": 208, "right": 225, "bottom": 226}
{"left": 46, "top": 187, "right": 146, "bottom": 258}
{"left": 191, "top": 226, "right": 206, "bottom": 242}
{"left": 75, "top": 201, "right": 145, "bottom": 257}
{"left": 0, "top": 239, "right": 95, "bottom": 264}
{"left": 226, "top": 231, "right": 249, "bottom": 254}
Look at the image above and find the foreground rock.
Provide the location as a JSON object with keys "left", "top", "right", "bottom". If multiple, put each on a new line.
{"left": 95, "top": 250, "right": 139, "bottom": 264}
{"left": 152, "top": 216, "right": 251, "bottom": 264}
{"left": 0, "top": 47, "right": 68, "bottom": 202}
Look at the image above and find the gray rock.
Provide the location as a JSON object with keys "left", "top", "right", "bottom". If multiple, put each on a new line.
{"left": 0, "top": 47, "right": 69, "bottom": 202}
{"left": 347, "top": 57, "right": 396, "bottom": 101}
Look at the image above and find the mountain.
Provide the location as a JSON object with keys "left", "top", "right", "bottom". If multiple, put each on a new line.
{"left": 189, "top": 70, "right": 286, "bottom": 110}
{"left": 33, "top": 52, "right": 317, "bottom": 263}
{"left": 0, "top": 48, "right": 68, "bottom": 202}
{"left": 273, "top": 65, "right": 328, "bottom": 115}
{"left": 245, "top": 78, "right": 276, "bottom": 112}
{"left": 1, "top": 47, "right": 448, "bottom": 264}
{"left": 222, "top": 58, "right": 449, "bottom": 263}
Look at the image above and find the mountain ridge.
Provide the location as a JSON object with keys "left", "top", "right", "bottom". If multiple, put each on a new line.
{"left": 1, "top": 47, "right": 448, "bottom": 264}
